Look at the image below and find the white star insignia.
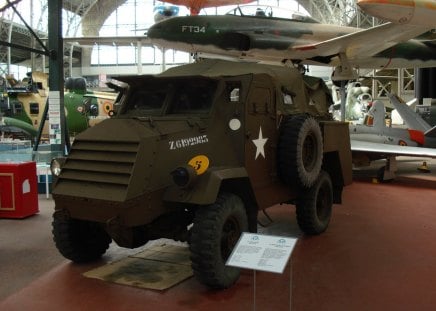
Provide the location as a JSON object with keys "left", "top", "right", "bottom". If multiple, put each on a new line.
{"left": 252, "top": 126, "right": 268, "bottom": 160}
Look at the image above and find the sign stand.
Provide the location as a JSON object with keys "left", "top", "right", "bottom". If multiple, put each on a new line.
{"left": 226, "top": 233, "right": 298, "bottom": 311}
{"left": 289, "top": 259, "right": 293, "bottom": 311}
{"left": 253, "top": 270, "right": 256, "bottom": 311}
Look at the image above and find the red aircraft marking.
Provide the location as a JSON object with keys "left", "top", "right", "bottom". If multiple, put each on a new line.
{"left": 164, "top": 0, "right": 254, "bottom": 15}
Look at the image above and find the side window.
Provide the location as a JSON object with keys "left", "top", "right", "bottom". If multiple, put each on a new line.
{"left": 29, "top": 102, "right": 39, "bottom": 114}
{"left": 230, "top": 88, "right": 240, "bottom": 102}
{"left": 283, "top": 93, "right": 293, "bottom": 105}
{"left": 13, "top": 102, "right": 23, "bottom": 114}
{"left": 281, "top": 86, "right": 295, "bottom": 106}
{"left": 226, "top": 82, "right": 241, "bottom": 102}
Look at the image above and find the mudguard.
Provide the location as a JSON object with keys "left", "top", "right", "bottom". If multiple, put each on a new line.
{"left": 163, "top": 167, "right": 250, "bottom": 205}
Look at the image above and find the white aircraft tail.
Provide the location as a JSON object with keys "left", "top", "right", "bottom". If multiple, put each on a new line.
{"left": 388, "top": 93, "right": 431, "bottom": 132}
{"left": 367, "top": 100, "right": 386, "bottom": 131}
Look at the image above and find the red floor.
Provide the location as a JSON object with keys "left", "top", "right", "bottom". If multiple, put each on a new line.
{"left": 1, "top": 165, "right": 436, "bottom": 311}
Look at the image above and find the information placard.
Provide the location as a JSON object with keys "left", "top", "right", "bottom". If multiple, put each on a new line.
{"left": 226, "top": 233, "right": 298, "bottom": 273}
{"left": 48, "top": 91, "right": 62, "bottom": 144}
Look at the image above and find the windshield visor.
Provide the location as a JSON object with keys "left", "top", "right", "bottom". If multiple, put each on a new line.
{"left": 123, "top": 77, "right": 218, "bottom": 116}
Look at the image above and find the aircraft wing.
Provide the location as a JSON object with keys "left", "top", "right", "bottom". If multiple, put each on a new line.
{"left": 351, "top": 140, "right": 436, "bottom": 158}
{"left": 292, "top": 22, "right": 431, "bottom": 61}
{"left": 63, "top": 36, "right": 151, "bottom": 47}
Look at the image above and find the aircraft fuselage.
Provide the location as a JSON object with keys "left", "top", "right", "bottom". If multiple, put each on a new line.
{"left": 148, "top": 14, "right": 436, "bottom": 69}
{"left": 350, "top": 124, "right": 436, "bottom": 148}
{"left": 149, "top": 15, "right": 355, "bottom": 62}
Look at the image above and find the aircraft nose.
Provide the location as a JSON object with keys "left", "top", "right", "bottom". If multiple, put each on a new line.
{"left": 148, "top": 18, "right": 178, "bottom": 39}
{"left": 147, "top": 23, "right": 163, "bottom": 38}
{"left": 148, "top": 17, "right": 192, "bottom": 46}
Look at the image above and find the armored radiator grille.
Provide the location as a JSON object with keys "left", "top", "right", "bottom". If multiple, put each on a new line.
{"left": 55, "top": 140, "right": 139, "bottom": 201}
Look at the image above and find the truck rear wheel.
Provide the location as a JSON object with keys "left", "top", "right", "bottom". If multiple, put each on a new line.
{"left": 278, "top": 115, "right": 323, "bottom": 188}
{"left": 190, "top": 192, "right": 248, "bottom": 289}
{"left": 52, "top": 210, "right": 111, "bottom": 263}
{"left": 296, "top": 170, "right": 333, "bottom": 235}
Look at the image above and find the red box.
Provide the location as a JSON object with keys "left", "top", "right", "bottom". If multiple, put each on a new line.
{"left": 0, "top": 162, "right": 39, "bottom": 218}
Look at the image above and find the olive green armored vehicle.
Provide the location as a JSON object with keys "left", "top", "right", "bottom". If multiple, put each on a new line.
{"left": 51, "top": 59, "right": 352, "bottom": 289}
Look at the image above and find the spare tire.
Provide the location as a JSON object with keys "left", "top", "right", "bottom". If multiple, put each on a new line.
{"left": 277, "top": 115, "right": 323, "bottom": 188}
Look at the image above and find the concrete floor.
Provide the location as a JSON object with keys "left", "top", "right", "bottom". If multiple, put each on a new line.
{"left": 1, "top": 158, "right": 436, "bottom": 310}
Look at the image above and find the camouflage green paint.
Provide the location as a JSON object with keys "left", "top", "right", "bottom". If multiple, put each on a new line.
{"left": 52, "top": 59, "right": 352, "bottom": 248}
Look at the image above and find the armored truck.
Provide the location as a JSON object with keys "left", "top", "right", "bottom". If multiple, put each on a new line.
{"left": 51, "top": 59, "right": 352, "bottom": 289}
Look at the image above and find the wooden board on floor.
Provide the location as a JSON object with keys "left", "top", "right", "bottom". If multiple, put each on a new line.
{"left": 83, "top": 244, "right": 193, "bottom": 290}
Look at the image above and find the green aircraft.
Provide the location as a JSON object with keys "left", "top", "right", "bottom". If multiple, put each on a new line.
{"left": 0, "top": 72, "right": 116, "bottom": 140}
{"left": 147, "top": 5, "right": 436, "bottom": 80}
{"left": 63, "top": 77, "right": 117, "bottom": 136}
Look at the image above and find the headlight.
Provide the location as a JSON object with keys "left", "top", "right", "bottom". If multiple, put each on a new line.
{"left": 50, "top": 157, "right": 66, "bottom": 176}
{"left": 171, "top": 166, "right": 197, "bottom": 188}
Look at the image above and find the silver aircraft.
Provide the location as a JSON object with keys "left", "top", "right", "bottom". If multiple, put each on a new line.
{"left": 350, "top": 94, "right": 436, "bottom": 181}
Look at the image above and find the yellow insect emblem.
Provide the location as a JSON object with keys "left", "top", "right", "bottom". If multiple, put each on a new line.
{"left": 188, "top": 155, "right": 210, "bottom": 175}
{"left": 103, "top": 101, "right": 113, "bottom": 114}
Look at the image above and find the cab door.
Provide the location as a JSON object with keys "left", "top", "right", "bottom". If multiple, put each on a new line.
{"left": 244, "top": 77, "right": 279, "bottom": 205}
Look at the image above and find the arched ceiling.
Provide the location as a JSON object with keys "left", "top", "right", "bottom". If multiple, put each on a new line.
{"left": 298, "top": 0, "right": 378, "bottom": 27}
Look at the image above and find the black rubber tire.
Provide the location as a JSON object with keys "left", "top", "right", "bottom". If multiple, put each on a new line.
{"left": 296, "top": 170, "right": 333, "bottom": 235}
{"left": 52, "top": 210, "right": 111, "bottom": 263}
{"left": 277, "top": 115, "right": 323, "bottom": 188}
{"left": 190, "top": 193, "right": 248, "bottom": 289}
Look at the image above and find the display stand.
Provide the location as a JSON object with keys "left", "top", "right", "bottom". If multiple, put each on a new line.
{"left": 227, "top": 233, "right": 298, "bottom": 311}
{"left": 36, "top": 163, "right": 51, "bottom": 199}
{"left": 0, "top": 161, "right": 39, "bottom": 218}
{"left": 251, "top": 260, "right": 293, "bottom": 311}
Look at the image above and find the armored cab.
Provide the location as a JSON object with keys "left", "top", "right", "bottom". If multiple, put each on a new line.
{"left": 51, "top": 59, "right": 352, "bottom": 289}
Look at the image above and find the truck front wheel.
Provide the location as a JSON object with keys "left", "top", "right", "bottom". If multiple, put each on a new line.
{"left": 52, "top": 210, "right": 111, "bottom": 263}
{"left": 190, "top": 192, "right": 248, "bottom": 289}
{"left": 296, "top": 170, "right": 333, "bottom": 235}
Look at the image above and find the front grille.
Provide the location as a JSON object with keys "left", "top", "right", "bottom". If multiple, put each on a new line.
{"left": 55, "top": 140, "right": 139, "bottom": 201}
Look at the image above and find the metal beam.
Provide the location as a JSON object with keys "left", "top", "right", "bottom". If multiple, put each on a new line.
{"left": 48, "top": 0, "right": 67, "bottom": 155}
{"left": 0, "top": 39, "right": 50, "bottom": 56}
{"left": 6, "top": 0, "right": 50, "bottom": 55}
